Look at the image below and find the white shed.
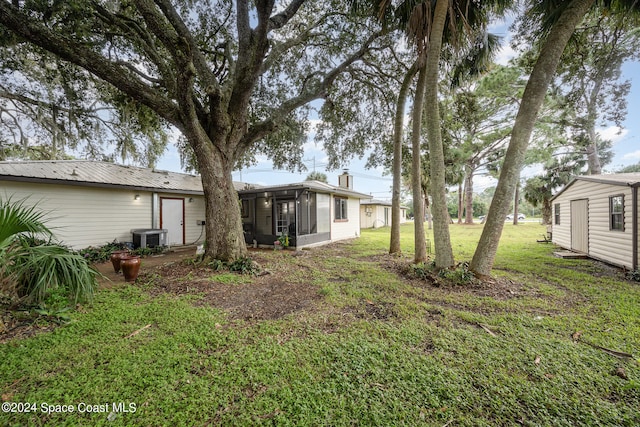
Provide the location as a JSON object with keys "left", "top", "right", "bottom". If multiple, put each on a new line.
{"left": 0, "top": 160, "right": 246, "bottom": 250}
{"left": 550, "top": 173, "right": 640, "bottom": 270}
{"left": 360, "top": 199, "right": 407, "bottom": 229}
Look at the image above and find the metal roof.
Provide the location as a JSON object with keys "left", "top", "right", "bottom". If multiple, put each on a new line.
{"left": 551, "top": 172, "right": 640, "bottom": 201}
{"left": 238, "top": 180, "right": 372, "bottom": 200}
{"left": 0, "top": 160, "right": 251, "bottom": 194}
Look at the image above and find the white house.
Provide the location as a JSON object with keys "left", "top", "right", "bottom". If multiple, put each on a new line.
{"left": 0, "top": 160, "right": 246, "bottom": 249}
{"left": 360, "top": 199, "right": 407, "bottom": 229}
{"left": 550, "top": 173, "right": 640, "bottom": 270}
{"left": 237, "top": 172, "right": 371, "bottom": 248}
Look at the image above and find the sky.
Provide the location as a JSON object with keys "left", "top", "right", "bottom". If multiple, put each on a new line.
{"left": 155, "top": 18, "right": 640, "bottom": 201}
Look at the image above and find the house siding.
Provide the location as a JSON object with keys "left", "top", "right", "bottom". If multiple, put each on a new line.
{"left": 1, "top": 181, "right": 152, "bottom": 249}
{"left": 1, "top": 181, "right": 209, "bottom": 249}
{"left": 552, "top": 180, "right": 634, "bottom": 268}
{"left": 331, "top": 196, "right": 361, "bottom": 241}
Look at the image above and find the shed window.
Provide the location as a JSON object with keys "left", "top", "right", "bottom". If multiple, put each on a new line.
{"left": 554, "top": 203, "right": 560, "bottom": 225}
{"left": 334, "top": 197, "right": 348, "bottom": 221}
{"left": 609, "top": 195, "right": 624, "bottom": 231}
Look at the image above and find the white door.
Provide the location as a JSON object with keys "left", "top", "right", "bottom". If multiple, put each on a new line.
{"left": 161, "top": 198, "right": 184, "bottom": 245}
{"left": 276, "top": 201, "right": 295, "bottom": 235}
{"left": 571, "top": 199, "right": 588, "bottom": 253}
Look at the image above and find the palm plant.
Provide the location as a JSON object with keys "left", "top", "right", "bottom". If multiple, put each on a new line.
{"left": 0, "top": 197, "right": 98, "bottom": 305}
{"left": 0, "top": 197, "right": 52, "bottom": 248}
{"left": 352, "top": 0, "right": 511, "bottom": 266}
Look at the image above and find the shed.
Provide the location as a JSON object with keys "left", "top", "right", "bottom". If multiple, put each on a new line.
{"left": 360, "top": 199, "right": 407, "bottom": 229}
{"left": 237, "top": 173, "right": 371, "bottom": 249}
{"left": 0, "top": 160, "right": 247, "bottom": 249}
{"left": 550, "top": 173, "right": 640, "bottom": 270}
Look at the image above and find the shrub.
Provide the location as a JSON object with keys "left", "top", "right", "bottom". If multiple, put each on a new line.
{"left": 627, "top": 269, "right": 640, "bottom": 282}
{"left": 228, "top": 257, "right": 260, "bottom": 275}
{"left": 412, "top": 260, "right": 478, "bottom": 286}
{"left": 1, "top": 197, "right": 99, "bottom": 306}
{"left": 77, "top": 242, "right": 166, "bottom": 263}
{"left": 77, "top": 241, "right": 128, "bottom": 263}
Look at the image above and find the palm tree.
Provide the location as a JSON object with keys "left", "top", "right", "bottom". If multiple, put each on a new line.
{"left": 470, "top": 0, "right": 640, "bottom": 277}
{"left": 390, "top": 61, "right": 417, "bottom": 255}
{"left": 363, "top": 0, "right": 511, "bottom": 266}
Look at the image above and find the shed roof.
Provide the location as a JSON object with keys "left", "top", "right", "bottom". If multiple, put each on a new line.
{"left": 0, "top": 160, "right": 251, "bottom": 194}
{"left": 360, "top": 199, "right": 409, "bottom": 207}
{"left": 238, "top": 180, "right": 372, "bottom": 200}
{"left": 551, "top": 172, "right": 640, "bottom": 201}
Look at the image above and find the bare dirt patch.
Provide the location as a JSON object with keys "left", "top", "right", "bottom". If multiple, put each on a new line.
{"left": 96, "top": 247, "right": 325, "bottom": 322}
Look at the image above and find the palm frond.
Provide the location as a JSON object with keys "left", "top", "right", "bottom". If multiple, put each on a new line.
{"left": 8, "top": 241, "right": 98, "bottom": 304}
{"left": 0, "top": 196, "right": 52, "bottom": 248}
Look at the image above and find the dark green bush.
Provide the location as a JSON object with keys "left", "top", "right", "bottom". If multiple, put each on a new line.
{"left": 77, "top": 242, "right": 166, "bottom": 263}
{"left": 627, "top": 269, "right": 640, "bottom": 282}
{"left": 228, "top": 257, "right": 260, "bottom": 275}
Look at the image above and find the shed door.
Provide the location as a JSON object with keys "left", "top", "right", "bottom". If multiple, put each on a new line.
{"left": 571, "top": 199, "right": 588, "bottom": 253}
{"left": 161, "top": 198, "right": 184, "bottom": 245}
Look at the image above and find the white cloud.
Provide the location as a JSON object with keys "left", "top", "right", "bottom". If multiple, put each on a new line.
{"left": 623, "top": 150, "right": 640, "bottom": 160}
{"left": 598, "top": 126, "right": 628, "bottom": 144}
{"left": 495, "top": 44, "right": 517, "bottom": 66}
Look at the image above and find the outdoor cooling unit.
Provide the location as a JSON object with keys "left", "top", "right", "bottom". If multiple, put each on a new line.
{"left": 132, "top": 229, "right": 168, "bottom": 249}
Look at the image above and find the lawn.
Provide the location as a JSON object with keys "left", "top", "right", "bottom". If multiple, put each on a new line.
{"left": 1, "top": 222, "right": 639, "bottom": 426}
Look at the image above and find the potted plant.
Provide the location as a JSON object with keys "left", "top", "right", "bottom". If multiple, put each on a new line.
{"left": 275, "top": 233, "right": 289, "bottom": 250}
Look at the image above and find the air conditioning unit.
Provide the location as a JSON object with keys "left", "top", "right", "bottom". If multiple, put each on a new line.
{"left": 132, "top": 229, "right": 168, "bottom": 248}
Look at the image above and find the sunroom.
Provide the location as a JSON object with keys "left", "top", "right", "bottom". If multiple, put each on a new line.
{"left": 237, "top": 179, "right": 370, "bottom": 249}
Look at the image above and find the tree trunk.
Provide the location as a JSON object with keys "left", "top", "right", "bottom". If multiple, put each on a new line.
{"left": 424, "top": 0, "right": 454, "bottom": 269}
{"left": 457, "top": 182, "right": 463, "bottom": 224}
{"left": 426, "top": 193, "right": 433, "bottom": 230}
{"left": 412, "top": 64, "right": 428, "bottom": 263}
{"left": 192, "top": 134, "right": 247, "bottom": 261}
{"left": 470, "top": 0, "right": 595, "bottom": 277}
{"left": 585, "top": 70, "right": 605, "bottom": 174}
{"left": 464, "top": 172, "right": 474, "bottom": 224}
{"left": 541, "top": 197, "right": 552, "bottom": 225}
{"left": 585, "top": 116, "right": 602, "bottom": 174}
{"left": 390, "top": 63, "right": 417, "bottom": 254}
{"left": 513, "top": 181, "right": 520, "bottom": 225}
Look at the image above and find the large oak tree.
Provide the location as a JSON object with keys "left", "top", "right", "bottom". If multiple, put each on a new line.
{"left": 0, "top": 0, "right": 387, "bottom": 260}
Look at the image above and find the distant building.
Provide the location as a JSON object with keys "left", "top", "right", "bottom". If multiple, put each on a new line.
{"left": 360, "top": 199, "right": 407, "bottom": 229}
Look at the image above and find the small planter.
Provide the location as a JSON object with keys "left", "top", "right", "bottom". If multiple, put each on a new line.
{"left": 120, "top": 256, "right": 141, "bottom": 282}
{"left": 110, "top": 250, "right": 130, "bottom": 273}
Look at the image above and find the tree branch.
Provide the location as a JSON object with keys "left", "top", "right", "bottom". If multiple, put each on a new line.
{"left": 153, "top": 0, "right": 220, "bottom": 94}
{"left": 268, "top": 0, "right": 307, "bottom": 31}
{"left": 241, "top": 31, "right": 382, "bottom": 150}
{"left": 0, "top": 1, "right": 181, "bottom": 126}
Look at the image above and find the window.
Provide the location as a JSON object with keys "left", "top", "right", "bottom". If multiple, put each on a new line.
{"left": 554, "top": 203, "right": 560, "bottom": 225}
{"left": 610, "top": 195, "right": 624, "bottom": 231}
{"left": 334, "top": 197, "right": 348, "bottom": 221}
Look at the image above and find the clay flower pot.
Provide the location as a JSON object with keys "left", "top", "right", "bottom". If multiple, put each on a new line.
{"left": 110, "top": 250, "right": 130, "bottom": 273}
{"left": 120, "top": 256, "right": 142, "bottom": 282}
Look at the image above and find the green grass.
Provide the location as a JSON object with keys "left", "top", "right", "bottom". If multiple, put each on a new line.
{"left": 1, "top": 222, "right": 639, "bottom": 426}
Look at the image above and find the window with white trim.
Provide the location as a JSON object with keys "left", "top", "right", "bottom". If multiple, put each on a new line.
{"left": 334, "top": 197, "right": 348, "bottom": 221}
{"left": 609, "top": 195, "right": 624, "bottom": 231}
